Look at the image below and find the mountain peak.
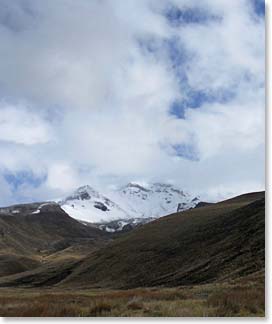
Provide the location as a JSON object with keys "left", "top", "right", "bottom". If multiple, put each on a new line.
{"left": 58, "top": 182, "right": 201, "bottom": 230}
{"left": 63, "top": 185, "right": 100, "bottom": 202}
{"left": 122, "top": 182, "right": 150, "bottom": 192}
{"left": 59, "top": 185, "right": 129, "bottom": 223}
{"left": 151, "top": 182, "right": 172, "bottom": 187}
{"left": 76, "top": 185, "right": 93, "bottom": 192}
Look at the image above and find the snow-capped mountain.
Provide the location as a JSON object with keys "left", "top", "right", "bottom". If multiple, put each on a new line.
{"left": 58, "top": 183, "right": 201, "bottom": 231}
{"left": 58, "top": 185, "right": 130, "bottom": 223}
{"left": 112, "top": 182, "right": 200, "bottom": 218}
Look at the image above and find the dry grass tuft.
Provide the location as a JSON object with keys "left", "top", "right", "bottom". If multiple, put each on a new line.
{"left": 207, "top": 287, "right": 265, "bottom": 316}
{"left": 87, "top": 300, "right": 112, "bottom": 316}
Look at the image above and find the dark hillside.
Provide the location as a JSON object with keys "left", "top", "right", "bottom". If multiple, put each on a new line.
{"left": 0, "top": 202, "right": 106, "bottom": 277}
{"left": 61, "top": 191, "right": 264, "bottom": 288}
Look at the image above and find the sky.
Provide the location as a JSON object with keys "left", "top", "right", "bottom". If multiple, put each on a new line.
{"left": 0, "top": 0, "right": 265, "bottom": 205}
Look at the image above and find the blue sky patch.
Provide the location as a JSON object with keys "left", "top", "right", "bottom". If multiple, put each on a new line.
{"left": 0, "top": 1, "right": 37, "bottom": 33}
{"left": 169, "top": 89, "right": 235, "bottom": 119}
{"left": 251, "top": 0, "right": 265, "bottom": 17}
{"left": 172, "top": 143, "right": 199, "bottom": 161}
{"left": 165, "top": 5, "right": 221, "bottom": 27}
{"left": 4, "top": 170, "right": 46, "bottom": 191}
{"left": 165, "top": 37, "right": 188, "bottom": 69}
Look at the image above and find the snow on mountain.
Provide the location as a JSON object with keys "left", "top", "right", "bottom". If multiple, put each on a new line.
{"left": 97, "top": 217, "right": 155, "bottom": 233}
{"left": 58, "top": 185, "right": 130, "bottom": 223}
{"left": 58, "top": 183, "right": 201, "bottom": 230}
{"left": 110, "top": 182, "right": 200, "bottom": 219}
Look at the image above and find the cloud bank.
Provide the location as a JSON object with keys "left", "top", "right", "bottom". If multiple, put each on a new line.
{"left": 0, "top": 0, "right": 265, "bottom": 204}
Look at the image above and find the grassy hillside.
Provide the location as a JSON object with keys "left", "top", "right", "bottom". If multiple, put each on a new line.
{"left": 61, "top": 191, "right": 264, "bottom": 288}
{"left": 0, "top": 203, "right": 107, "bottom": 278}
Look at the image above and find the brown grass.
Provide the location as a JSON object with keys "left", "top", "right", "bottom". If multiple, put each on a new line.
{"left": 207, "top": 286, "right": 265, "bottom": 316}
{"left": 0, "top": 283, "right": 265, "bottom": 317}
{"left": 127, "top": 297, "right": 144, "bottom": 310}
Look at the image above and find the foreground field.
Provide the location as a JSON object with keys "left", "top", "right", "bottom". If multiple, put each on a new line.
{"left": 0, "top": 279, "right": 265, "bottom": 317}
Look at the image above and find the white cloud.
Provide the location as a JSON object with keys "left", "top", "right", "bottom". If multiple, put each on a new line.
{"left": 0, "top": 102, "right": 53, "bottom": 145}
{"left": 0, "top": 175, "right": 13, "bottom": 205}
{"left": 0, "top": 0, "right": 265, "bottom": 205}
{"left": 46, "top": 162, "right": 80, "bottom": 192}
{"left": 183, "top": 100, "right": 265, "bottom": 159}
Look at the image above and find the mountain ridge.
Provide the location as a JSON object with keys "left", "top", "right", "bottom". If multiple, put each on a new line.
{"left": 59, "top": 182, "right": 201, "bottom": 231}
